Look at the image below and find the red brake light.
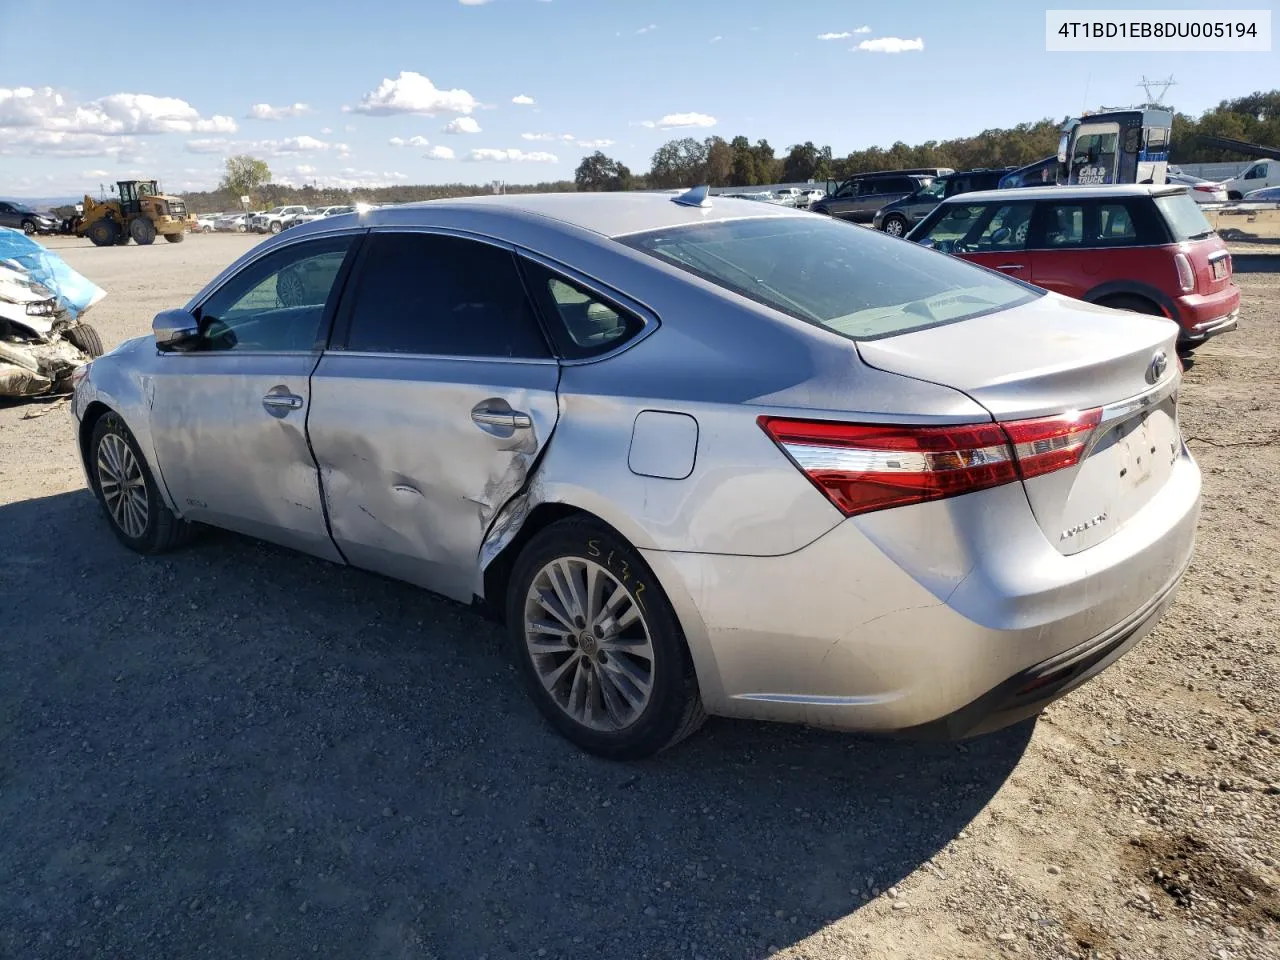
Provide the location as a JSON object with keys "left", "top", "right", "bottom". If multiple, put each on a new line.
{"left": 759, "top": 410, "right": 1102, "bottom": 516}
{"left": 1174, "top": 252, "right": 1196, "bottom": 292}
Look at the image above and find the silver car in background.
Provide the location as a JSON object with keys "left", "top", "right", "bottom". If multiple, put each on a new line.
{"left": 70, "top": 191, "right": 1200, "bottom": 758}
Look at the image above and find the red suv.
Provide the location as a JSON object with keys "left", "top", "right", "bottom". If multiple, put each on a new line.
{"left": 907, "top": 184, "right": 1239, "bottom": 350}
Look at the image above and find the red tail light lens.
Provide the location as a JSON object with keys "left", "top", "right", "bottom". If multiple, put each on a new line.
{"left": 760, "top": 410, "right": 1102, "bottom": 516}
{"left": 1174, "top": 252, "right": 1196, "bottom": 292}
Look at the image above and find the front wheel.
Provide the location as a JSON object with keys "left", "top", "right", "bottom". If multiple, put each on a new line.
{"left": 164, "top": 231, "right": 184, "bottom": 243}
{"left": 64, "top": 322, "right": 104, "bottom": 358}
{"left": 89, "top": 412, "right": 194, "bottom": 554}
{"left": 21, "top": 219, "right": 36, "bottom": 235}
{"left": 269, "top": 221, "right": 282, "bottom": 234}
{"left": 881, "top": 215, "right": 908, "bottom": 237}
{"left": 506, "top": 518, "right": 706, "bottom": 759}
{"left": 87, "top": 219, "right": 118, "bottom": 247}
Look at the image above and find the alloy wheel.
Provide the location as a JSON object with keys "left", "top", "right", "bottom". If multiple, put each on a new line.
{"left": 523, "top": 557, "right": 656, "bottom": 731}
{"left": 97, "top": 433, "right": 149, "bottom": 539}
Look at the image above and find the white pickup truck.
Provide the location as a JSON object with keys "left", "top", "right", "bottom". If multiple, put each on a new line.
{"left": 251, "top": 205, "right": 310, "bottom": 234}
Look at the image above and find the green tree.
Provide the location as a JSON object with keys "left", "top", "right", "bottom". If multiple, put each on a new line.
{"left": 749, "top": 139, "right": 782, "bottom": 184}
{"left": 729, "top": 136, "right": 758, "bottom": 186}
{"left": 219, "top": 154, "right": 271, "bottom": 198}
{"left": 574, "top": 151, "right": 633, "bottom": 191}
{"left": 648, "top": 137, "right": 709, "bottom": 188}
{"left": 704, "top": 136, "right": 734, "bottom": 185}
{"left": 782, "top": 141, "right": 834, "bottom": 182}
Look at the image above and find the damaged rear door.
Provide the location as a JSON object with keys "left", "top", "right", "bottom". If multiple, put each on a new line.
{"left": 307, "top": 228, "right": 560, "bottom": 603}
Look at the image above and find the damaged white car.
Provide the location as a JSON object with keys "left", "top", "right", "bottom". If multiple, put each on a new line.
{"left": 0, "top": 228, "right": 105, "bottom": 398}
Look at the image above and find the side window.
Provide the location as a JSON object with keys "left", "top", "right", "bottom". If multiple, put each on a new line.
{"left": 1244, "top": 164, "right": 1262, "bottom": 180}
{"left": 1098, "top": 203, "right": 1138, "bottom": 243}
{"left": 921, "top": 204, "right": 990, "bottom": 246}
{"left": 965, "top": 202, "right": 1035, "bottom": 252}
{"left": 197, "top": 234, "right": 355, "bottom": 352}
{"left": 520, "top": 260, "right": 645, "bottom": 360}
{"left": 834, "top": 181, "right": 858, "bottom": 198}
{"left": 1041, "top": 203, "right": 1087, "bottom": 247}
{"left": 342, "top": 232, "right": 549, "bottom": 358}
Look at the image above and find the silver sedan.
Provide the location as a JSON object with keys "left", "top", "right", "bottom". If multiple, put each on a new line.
{"left": 70, "top": 190, "right": 1200, "bottom": 758}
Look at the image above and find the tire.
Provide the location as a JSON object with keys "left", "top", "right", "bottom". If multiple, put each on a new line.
{"left": 89, "top": 411, "right": 194, "bottom": 554}
{"left": 269, "top": 221, "right": 282, "bottom": 234}
{"left": 130, "top": 217, "right": 157, "bottom": 245}
{"left": 881, "top": 214, "right": 908, "bottom": 237}
{"left": 1096, "top": 294, "right": 1164, "bottom": 317}
{"left": 505, "top": 518, "right": 706, "bottom": 759}
{"left": 87, "top": 219, "right": 118, "bottom": 247}
{"left": 164, "top": 231, "right": 184, "bottom": 243}
{"left": 65, "top": 322, "right": 104, "bottom": 358}
{"left": 202, "top": 225, "right": 212, "bottom": 233}
{"left": 21, "top": 219, "right": 36, "bottom": 235}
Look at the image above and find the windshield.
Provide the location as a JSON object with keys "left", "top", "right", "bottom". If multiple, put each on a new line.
{"left": 618, "top": 216, "right": 1038, "bottom": 340}
{"left": 916, "top": 179, "right": 946, "bottom": 200}
{"left": 1155, "top": 193, "right": 1215, "bottom": 240}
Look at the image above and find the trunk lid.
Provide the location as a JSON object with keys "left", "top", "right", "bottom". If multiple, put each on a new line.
{"left": 856, "top": 292, "right": 1183, "bottom": 554}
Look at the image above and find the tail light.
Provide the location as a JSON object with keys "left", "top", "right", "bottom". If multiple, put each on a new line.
{"left": 1173, "top": 252, "right": 1196, "bottom": 292}
{"left": 759, "top": 410, "right": 1102, "bottom": 516}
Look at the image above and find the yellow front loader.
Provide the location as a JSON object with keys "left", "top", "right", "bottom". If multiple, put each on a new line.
{"left": 74, "top": 180, "right": 187, "bottom": 247}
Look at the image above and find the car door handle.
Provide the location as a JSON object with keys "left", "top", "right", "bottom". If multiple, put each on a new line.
{"left": 471, "top": 408, "right": 532, "bottom": 430}
{"left": 996, "top": 263, "right": 1025, "bottom": 272}
{"left": 262, "top": 393, "right": 304, "bottom": 411}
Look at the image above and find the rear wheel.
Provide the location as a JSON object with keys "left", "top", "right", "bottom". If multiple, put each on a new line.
{"left": 1096, "top": 294, "right": 1163, "bottom": 317}
{"left": 89, "top": 412, "right": 194, "bottom": 554}
{"left": 21, "top": 219, "right": 36, "bottom": 235}
{"left": 64, "top": 322, "right": 104, "bottom": 358}
{"left": 881, "top": 214, "right": 908, "bottom": 237}
{"left": 130, "top": 217, "right": 157, "bottom": 245}
{"left": 506, "top": 518, "right": 706, "bottom": 759}
{"left": 87, "top": 219, "right": 118, "bottom": 247}
{"left": 164, "top": 231, "right": 184, "bottom": 243}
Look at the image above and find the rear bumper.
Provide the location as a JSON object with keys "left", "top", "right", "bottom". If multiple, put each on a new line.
{"left": 1173, "top": 286, "right": 1241, "bottom": 342}
{"left": 644, "top": 448, "right": 1200, "bottom": 737}
{"left": 1178, "top": 307, "right": 1239, "bottom": 345}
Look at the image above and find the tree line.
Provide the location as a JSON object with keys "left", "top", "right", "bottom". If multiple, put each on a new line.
{"left": 575, "top": 89, "right": 1280, "bottom": 190}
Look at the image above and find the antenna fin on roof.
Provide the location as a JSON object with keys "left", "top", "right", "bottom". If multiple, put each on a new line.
{"left": 672, "top": 185, "right": 712, "bottom": 208}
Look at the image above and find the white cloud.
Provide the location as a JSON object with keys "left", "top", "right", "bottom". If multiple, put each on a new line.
{"left": 636, "top": 24, "right": 657, "bottom": 34}
{"left": 459, "top": 0, "right": 494, "bottom": 4}
{"left": 425, "top": 146, "right": 455, "bottom": 160}
{"left": 349, "top": 71, "right": 478, "bottom": 116}
{"left": 855, "top": 25, "right": 872, "bottom": 33}
{"left": 443, "top": 116, "right": 481, "bottom": 134}
{"left": 389, "top": 135, "right": 431, "bottom": 147}
{"left": 856, "top": 36, "right": 924, "bottom": 53}
{"left": 575, "top": 138, "right": 615, "bottom": 148}
{"left": 81, "top": 168, "right": 110, "bottom": 178}
{"left": 320, "top": 126, "right": 333, "bottom": 134}
{"left": 710, "top": 35, "right": 723, "bottom": 43}
{"left": 465, "top": 148, "right": 557, "bottom": 163}
{"left": 0, "top": 128, "right": 139, "bottom": 158}
{"left": 183, "top": 135, "right": 347, "bottom": 157}
{"left": 0, "top": 86, "right": 237, "bottom": 136}
{"left": 511, "top": 94, "right": 536, "bottom": 105}
{"left": 640, "top": 112, "right": 717, "bottom": 130}
{"left": 817, "top": 31, "right": 851, "bottom": 40}
{"left": 247, "top": 102, "right": 310, "bottom": 121}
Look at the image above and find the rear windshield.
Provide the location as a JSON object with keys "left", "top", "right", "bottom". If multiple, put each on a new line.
{"left": 617, "top": 215, "right": 1039, "bottom": 340}
{"left": 1154, "top": 193, "right": 1215, "bottom": 241}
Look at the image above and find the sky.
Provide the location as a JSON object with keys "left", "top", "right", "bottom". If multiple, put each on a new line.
{"left": 0, "top": 0, "right": 1274, "bottom": 198}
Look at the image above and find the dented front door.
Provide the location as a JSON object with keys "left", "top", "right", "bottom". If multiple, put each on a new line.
{"left": 306, "top": 356, "right": 559, "bottom": 601}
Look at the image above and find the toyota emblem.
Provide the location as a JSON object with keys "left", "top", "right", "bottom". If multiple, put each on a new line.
{"left": 1146, "top": 350, "right": 1168, "bottom": 384}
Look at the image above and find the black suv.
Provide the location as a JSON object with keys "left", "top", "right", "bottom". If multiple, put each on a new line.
{"left": 0, "top": 200, "right": 60, "bottom": 235}
{"left": 810, "top": 169, "right": 950, "bottom": 223}
{"left": 871, "top": 168, "right": 1017, "bottom": 236}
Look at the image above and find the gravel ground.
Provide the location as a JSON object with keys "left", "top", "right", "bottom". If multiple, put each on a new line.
{"left": 1, "top": 235, "right": 1276, "bottom": 960}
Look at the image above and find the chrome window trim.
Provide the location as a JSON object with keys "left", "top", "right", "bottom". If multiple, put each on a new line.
{"left": 327, "top": 351, "right": 558, "bottom": 367}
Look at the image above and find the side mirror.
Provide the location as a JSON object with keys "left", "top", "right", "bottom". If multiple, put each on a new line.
{"left": 153, "top": 308, "right": 200, "bottom": 351}
{"left": 1056, "top": 133, "right": 1069, "bottom": 164}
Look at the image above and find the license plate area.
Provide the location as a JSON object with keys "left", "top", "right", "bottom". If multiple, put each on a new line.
{"left": 1211, "top": 258, "right": 1228, "bottom": 281}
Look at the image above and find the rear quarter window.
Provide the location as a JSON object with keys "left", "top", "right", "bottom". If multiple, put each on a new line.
{"left": 1154, "top": 193, "right": 1215, "bottom": 241}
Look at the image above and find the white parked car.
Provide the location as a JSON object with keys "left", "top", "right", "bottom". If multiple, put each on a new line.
{"left": 1221, "top": 159, "right": 1279, "bottom": 201}
{"left": 252, "top": 206, "right": 310, "bottom": 234}
{"left": 800, "top": 189, "right": 826, "bottom": 207}
{"left": 194, "top": 214, "right": 218, "bottom": 233}
{"left": 214, "top": 213, "right": 247, "bottom": 233}
{"left": 1166, "top": 169, "right": 1227, "bottom": 204}
{"left": 771, "top": 188, "right": 804, "bottom": 206}
{"left": 288, "top": 205, "right": 354, "bottom": 227}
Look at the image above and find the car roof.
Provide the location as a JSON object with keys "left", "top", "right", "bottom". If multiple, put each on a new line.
{"left": 940, "top": 184, "right": 1189, "bottom": 203}
{"left": 372, "top": 192, "right": 809, "bottom": 239}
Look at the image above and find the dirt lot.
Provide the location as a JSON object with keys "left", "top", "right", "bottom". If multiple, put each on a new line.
{"left": 1, "top": 234, "right": 1277, "bottom": 960}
